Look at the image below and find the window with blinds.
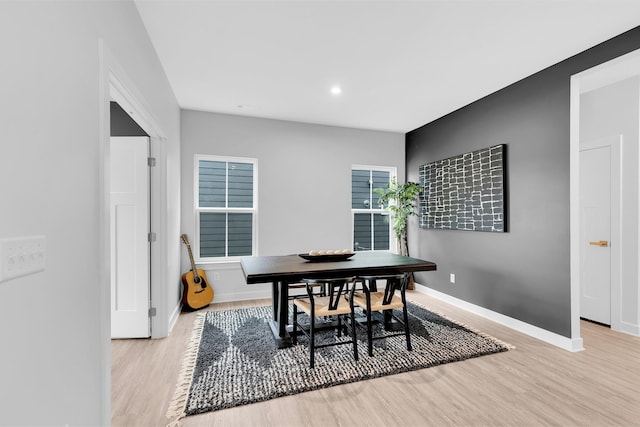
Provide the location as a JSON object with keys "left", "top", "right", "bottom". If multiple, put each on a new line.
{"left": 351, "top": 166, "right": 394, "bottom": 252}
{"left": 196, "top": 156, "right": 257, "bottom": 260}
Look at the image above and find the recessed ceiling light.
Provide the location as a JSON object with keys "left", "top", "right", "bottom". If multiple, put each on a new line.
{"left": 330, "top": 86, "right": 342, "bottom": 95}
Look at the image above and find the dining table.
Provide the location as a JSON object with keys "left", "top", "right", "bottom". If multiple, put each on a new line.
{"left": 240, "top": 251, "right": 437, "bottom": 348}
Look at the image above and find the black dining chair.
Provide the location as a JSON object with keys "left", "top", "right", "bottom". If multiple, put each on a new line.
{"left": 351, "top": 273, "right": 412, "bottom": 357}
{"left": 291, "top": 277, "right": 361, "bottom": 368}
{"left": 288, "top": 282, "right": 326, "bottom": 299}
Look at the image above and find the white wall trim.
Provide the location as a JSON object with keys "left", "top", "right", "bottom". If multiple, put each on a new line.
{"left": 149, "top": 136, "right": 170, "bottom": 338}
{"left": 102, "top": 42, "right": 171, "bottom": 340}
{"left": 619, "top": 321, "right": 640, "bottom": 336}
{"left": 569, "top": 74, "right": 583, "bottom": 345}
{"left": 414, "top": 283, "right": 585, "bottom": 352}
{"left": 214, "top": 289, "right": 272, "bottom": 303}
{"left": 578, "top": 48, "right": 640, "bottom": 93}
{"left": 168, "top": 299, "right": 182, "bottom": 333}
{"left": 571, "top": 47, "right": 640, "bottom": 346}
{"left": 97, "top": 38, "right": 112, "bottom": 427}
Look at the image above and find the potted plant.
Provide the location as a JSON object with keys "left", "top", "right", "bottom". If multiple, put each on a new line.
{"left": 374, "top": 177, "right": 422, "bottom": 288}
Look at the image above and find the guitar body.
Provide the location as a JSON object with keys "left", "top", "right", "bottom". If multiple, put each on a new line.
{"left": 180, "top": 234, "right": 214, "bottom": 310}
{"left": 181, "top": 269, "right": 214, "bottom": 310}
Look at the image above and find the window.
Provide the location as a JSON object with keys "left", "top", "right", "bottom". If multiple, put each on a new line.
{"left": 351, "top": 166, "right": 395, "bottom": 251}
{"left": 195, "top": 155, "right": 257, "bottom": 260}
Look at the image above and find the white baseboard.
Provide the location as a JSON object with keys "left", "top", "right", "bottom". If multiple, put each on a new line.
{"left": 619, "top": 321, "right": 640, "bottom": 336}
{"left": 213, "top": 289, "right": 272, "bottom": 303}
{"left": 165, "top": 301, "right": 182, "bottom": 336}
{"left": 414, "top": 283, "right": 585, "bottom": 352}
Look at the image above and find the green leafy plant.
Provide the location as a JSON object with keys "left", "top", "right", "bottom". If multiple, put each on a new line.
{"left": 374, "top": 177, "right": 422, "bottom": 257}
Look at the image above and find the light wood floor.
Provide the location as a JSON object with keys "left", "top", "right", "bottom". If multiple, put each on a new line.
{"left": 112, "top": 292, "right": 640, "bottom": 426}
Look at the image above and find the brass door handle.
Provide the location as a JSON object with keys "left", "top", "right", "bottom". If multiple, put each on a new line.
{"left": 589, "top": 240, "right": 609, "bottom": 247}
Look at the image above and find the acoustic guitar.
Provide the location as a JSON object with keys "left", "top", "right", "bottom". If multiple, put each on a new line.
{"left": 180, "top": 234, "right": 214, "bottom": 310}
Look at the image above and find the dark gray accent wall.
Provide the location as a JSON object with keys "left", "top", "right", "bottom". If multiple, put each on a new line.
{"left": 406, "top": 25, "right": 640, "bottom": 337}
{"left": 110, "top": 101, "right": 148, "bottom": 136}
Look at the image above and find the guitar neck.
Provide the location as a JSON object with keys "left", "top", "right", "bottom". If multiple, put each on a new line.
{"left": 181, "top": 234, "right": 200, "bottom": 282}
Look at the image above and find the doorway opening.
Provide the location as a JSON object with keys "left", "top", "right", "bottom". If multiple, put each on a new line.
{"left": 109, "top": 104, "right": 151, "bottom": 338}
{"left": 570, "top": 47, "right": 640, "bottom": 349}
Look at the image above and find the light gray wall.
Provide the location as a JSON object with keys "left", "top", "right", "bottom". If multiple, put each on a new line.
{"left": 0, "top": 1, "right": 180, "bottom": 425}
{"left": 580, "top": 76, "right": 640, "bottom": 328}
{"left": 181, "top": 110, "right": 405, "bottom": 301}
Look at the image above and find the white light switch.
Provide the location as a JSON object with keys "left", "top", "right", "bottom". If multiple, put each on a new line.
{"left": 0, "top": 236, "right": 46, "bottom": 283}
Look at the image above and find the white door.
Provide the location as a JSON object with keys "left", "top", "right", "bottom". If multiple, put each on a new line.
{"left": 110, "top": 136, "right": 150, "bottom": 338}
{"left": 579, "top": 140, "right": 615, "bottom": 325}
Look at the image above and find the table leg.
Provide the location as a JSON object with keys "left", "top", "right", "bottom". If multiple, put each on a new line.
{"left": 278, "top": 281, "right": 289, "bottom": 338}
{"left": 271, "top": 281, "right": 278, "bottom": 321}
{"left": 267, "top": 280, "right": 292, "bottom": 349}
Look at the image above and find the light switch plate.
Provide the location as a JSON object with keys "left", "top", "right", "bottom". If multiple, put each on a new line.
{"left": 0, "top": 236, "right": 46, "bottom": 283}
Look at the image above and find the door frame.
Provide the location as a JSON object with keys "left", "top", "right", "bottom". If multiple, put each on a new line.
{"left": 104, "top": 46, "right": 169, "bottom": 339}
{"left": 570, "top": 47, "right": 640, "bottom": 350}
{"left": 578, "top": 135, "right": 622, "bottom": 330}
{"left": 98, "top": 40, "right": 169, "bottom": 424}
{"left": 109, "top": 76, "right": 169, "bottom": 340}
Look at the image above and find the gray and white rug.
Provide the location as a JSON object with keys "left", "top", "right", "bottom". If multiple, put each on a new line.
{"left": 167, "top": 302, "right": 512, "bottom": 424}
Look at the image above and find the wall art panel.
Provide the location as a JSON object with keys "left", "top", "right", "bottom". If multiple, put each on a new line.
{"left": 419, "top": 144, "right": 505, "bottom": 232}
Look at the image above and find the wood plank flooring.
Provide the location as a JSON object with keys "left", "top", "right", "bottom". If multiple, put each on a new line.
{"left": 112, "top": 292, "right": 640, "bottom": 426}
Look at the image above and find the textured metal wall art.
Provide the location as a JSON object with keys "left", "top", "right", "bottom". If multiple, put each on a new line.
{"left": 419, "top": 144, "right": 505, "bottom": 232}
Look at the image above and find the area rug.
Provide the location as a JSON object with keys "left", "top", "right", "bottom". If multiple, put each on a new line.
{"left": 166, "top": 301, "right": 513, "bottom": 425}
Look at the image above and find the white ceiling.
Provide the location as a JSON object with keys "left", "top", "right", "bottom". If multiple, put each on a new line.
{"left": 135, "top": 0, "right": 640, "bottom": 133}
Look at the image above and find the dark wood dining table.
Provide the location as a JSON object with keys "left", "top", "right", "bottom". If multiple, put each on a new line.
{"left": 240, "top": 251, "right": 437, "bottom": 348}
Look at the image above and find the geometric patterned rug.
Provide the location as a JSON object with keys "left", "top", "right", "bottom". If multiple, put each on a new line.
{"left": 166, "top": 301, "right": 513, "bottom": 425}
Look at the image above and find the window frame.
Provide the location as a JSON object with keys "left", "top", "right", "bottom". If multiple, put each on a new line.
{"left": 351, "top": 165, "right": 397, "bottom": 252}
{"left": 194, "top": 154, "right": 258, "bottom": 263}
